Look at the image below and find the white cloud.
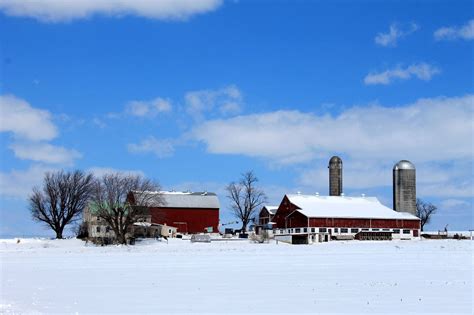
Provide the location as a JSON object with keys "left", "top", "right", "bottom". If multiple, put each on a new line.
{"left": 192, "top": 94, "right": 473, "bottom": 165}
{"left": 0, "top": 0, "right": 223, "bottom": 23}
{"left": 126, "top": 97, "right": 172, "bottom": 118}
{"left": 434, "top": 19, "right": 474, "bottom": 41}
{"left": 375, "top": 22, "right": 419, "bottom": 47}
{"left": 9, "top": 142, "right": 82, "bottom": 165}
{"left": 1, "top": 94, "right": 83, "bottom": 165}
{"left": 185, "top": 85, "right": 243, "bottom": 119}
{"left": 364, "top": 63, "right": 440, "bottom": 85}
{"left": 440, "top": 199, "right": 471, "bottom": 210}
{"left": 87, "top": 167, "right": 145, "bottom": 178}
{"left": 127, "top": 136, "right": 175, "bottom": 158}
{"left": 0, "top": 94, "right": 57, "bottom": 141}
{"left": 0, "top": 165, "right": 57, "bottom": 198}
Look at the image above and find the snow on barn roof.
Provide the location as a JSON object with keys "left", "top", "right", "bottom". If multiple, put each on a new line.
{"left": 131, "top": 191, "right": 220, "bottom": 209}
{"left": 286, "top": 194, "right": 419, "bottom": 220}
{"left": 263, "top": 206, "right": 279, "bottom": 215}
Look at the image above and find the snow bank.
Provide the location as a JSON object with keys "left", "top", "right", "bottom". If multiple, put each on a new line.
{"left": 0, "top": 238, "right": 472, "bottom": 314}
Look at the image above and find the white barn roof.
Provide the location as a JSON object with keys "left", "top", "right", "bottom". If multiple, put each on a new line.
{"left": 263, "top": 206, "right": 278, "bottom": 215}
{"left": 132, "top": 191, "right": 220, "bottom": 209}
{"left": 286, "top": 194, "right": 419, "bottom": 220}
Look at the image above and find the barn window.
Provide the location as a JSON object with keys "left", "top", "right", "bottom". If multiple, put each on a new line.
{"left": 372, "top": 229, "right": 379, "bottom": 231}
{"left": 295, "top": 228, "right": 301, "bottom": 233}
{"left": 319, "top": 228, "right": 327, "bottom": 233}
{"left": 334, "top": 228, "right": 338, "bottom": 233}
{"left": 341, "top": 228, "right": 348, "bottom": 233}
{"left": 403, "top": 229, "right": 410, "bottom": 234}
{"left": 362, "top": 228, "right": 369, "bottom": 231}
{"left": 96, "top": 226, "right": 101, "bottom": 233}
{"left": 311, "top": 228, "right": 315, "bottom": 233}
{"left": 303, "top": 228, "right": 307, "bottom": 233}
{"left": 351, "top": 228, "right": 358, "bottom": 233}
{"left": 393, "top": 229, "right": 400, "bottom": 233}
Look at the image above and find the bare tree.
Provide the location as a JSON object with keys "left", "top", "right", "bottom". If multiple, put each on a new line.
{"left": 226, "top": 171, "right": 267, "bottom": 232}
{"left": 416, "top": 198, "right": 437, "bottom": 231}
{"left": 89, "top": 173, "right": 161, "bottom": 244}
{"left": 29, "top": 170, "right": 94, "bottom": 239}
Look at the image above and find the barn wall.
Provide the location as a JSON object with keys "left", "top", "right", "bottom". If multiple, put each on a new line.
{"left": 150, "top": 207, "right": 219, "bottom": 234}
{"left": 287, "top": 211, "right": 308, "bottom": 228}
{"left": 308, "top": 217, "right": 420, "bottom": 229}
{"left": 273, "top": 196, "right": 299, "bottom": 228}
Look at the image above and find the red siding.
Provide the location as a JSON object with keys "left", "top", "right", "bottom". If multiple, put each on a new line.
{"left": 304, "top": 215, "right": 419, "bottom": 229}
{"left": 150, "top": 207, "right": 219, "bottom": 234}
{"left": 272, "top": 196, "right": 300, "bottom": 228}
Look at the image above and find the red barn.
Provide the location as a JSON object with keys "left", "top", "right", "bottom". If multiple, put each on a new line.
{"left": 258, "top": 205, "right": 278, "bottom": 225}
{"left": 272, "top": 194, "right": 420, "bottom": 244}
{"left": 130, "top": 191, "right": 220, "bottom": 234}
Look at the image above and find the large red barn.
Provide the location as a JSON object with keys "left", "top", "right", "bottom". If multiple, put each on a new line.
{"left": 271, "top": 193, "right": 420, "bottom": 244}
{"left": 130, "top": 191, "right": 220, "bottom": 234}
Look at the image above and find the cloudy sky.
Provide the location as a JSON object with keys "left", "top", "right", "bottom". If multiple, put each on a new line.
{"left": 0, "top": 0, "right": 472, "bottom": 237}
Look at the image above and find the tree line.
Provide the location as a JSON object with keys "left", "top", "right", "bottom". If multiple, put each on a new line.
{"left": 30, "top": 170, "right": 162, "bottom": 244}
{"left": 29, "top": 169, "right": 437, "bottom": 244}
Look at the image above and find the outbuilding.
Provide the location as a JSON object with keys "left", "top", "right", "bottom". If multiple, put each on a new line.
{"left": 129, "top": 191, "right": 220, "bottom": 234}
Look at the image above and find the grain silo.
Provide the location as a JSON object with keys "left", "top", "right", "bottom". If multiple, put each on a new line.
{"left": 393, "top": 160, "right": 416, "bottom": 215}
{"left": 328, "top": 156, "right": 343, "bottom": 196}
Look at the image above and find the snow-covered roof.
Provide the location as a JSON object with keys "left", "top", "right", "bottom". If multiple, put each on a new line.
{"left": 263, "top": 206, "right": 279, "bottom": 215}
{"left": 132, "top": 191, "right": 220, "bottom": 209}
{"left": 286, "top": 194, "right": 419, "bottom": 220}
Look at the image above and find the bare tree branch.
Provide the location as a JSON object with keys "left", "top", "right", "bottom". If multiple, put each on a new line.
{"left": 29, "top": 170, "right": 94, "bottom": 239}
{"left": 226, "top": 171, "right": 267, "bottom": 232}
{"left": 89, "top": 173, "right": 161, "bottom": 244}
{"left": 416, "top": 198, "right": 437, "bottom": 232}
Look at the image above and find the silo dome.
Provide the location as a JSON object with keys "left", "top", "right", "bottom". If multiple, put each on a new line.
{"left": 329, "top": 156, "right": 342, "bottom": 164}
{"left": 393, "top": 160, "right": 415, "bottom": 171}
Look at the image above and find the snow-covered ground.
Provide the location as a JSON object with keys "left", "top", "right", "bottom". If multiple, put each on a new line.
{"left": 0, "top": 238, "right": 472, "bottom": 314}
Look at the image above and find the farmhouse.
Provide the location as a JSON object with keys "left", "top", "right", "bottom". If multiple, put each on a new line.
{"left": 129, "top": 191, "right": 220, "bottom": 234}
{"left": 271, "top": 193, "right": 421, "bottom": 244}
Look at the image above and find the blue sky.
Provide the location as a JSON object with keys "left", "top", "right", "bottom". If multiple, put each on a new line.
{"left": 0, "top": 0, "right": 472, "bottom": 237}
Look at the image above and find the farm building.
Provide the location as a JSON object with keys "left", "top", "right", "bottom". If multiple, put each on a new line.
{"left": 258, "top": 205, "right": 278, "bottom": 225}
{"left": 272, "top": 193, "right": 421, "bottom": 244}
{"left": 129, "top": 191, "right": 220, "bottom": 234}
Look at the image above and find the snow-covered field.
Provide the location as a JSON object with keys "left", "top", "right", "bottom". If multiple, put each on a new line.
{"left": 0, "top": 238, "right": 472, "bottom": 314}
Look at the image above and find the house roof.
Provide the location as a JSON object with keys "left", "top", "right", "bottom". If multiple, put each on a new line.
{"left": 131, "top": 191, "right": 220, "bottom": 209}
{"left": 263, "top": 206, "right": 279, "bottom": 215}
{"left": 286, "top": 194, "right": 419, "bottom": 220}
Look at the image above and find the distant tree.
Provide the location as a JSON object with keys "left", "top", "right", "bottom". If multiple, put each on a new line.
{"left": 416, "top": 198, "right": 437, "bottom": 231}
{"left": 89, "top": 173, "right": 161, "bottom": 244}
{"left": 29, "top": 170, "right": 94, "bottom": 239}
{"left": 226, "top": 171, "right": 267, "bottom": 233}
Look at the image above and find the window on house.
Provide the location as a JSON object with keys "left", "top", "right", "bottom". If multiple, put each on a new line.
{"left": 351, "top": 228, "right": 358, "bottom": 233}
{"left": 341, "top": 228, "right": 348, "bottom": 233}
{"left": 105, "top": 226, "right": 110, "bottom": 233}
{"left": 403, "top": 229, "right": 410, "bottom": 234}
{"left": 393, "top": 229, "right": 400, "bottom": 234}
{"left": 96, "top": 226, "right": 101, "bottom": 233}
{"left": 319, "top": 228, "right": 327, "bottom": 233}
